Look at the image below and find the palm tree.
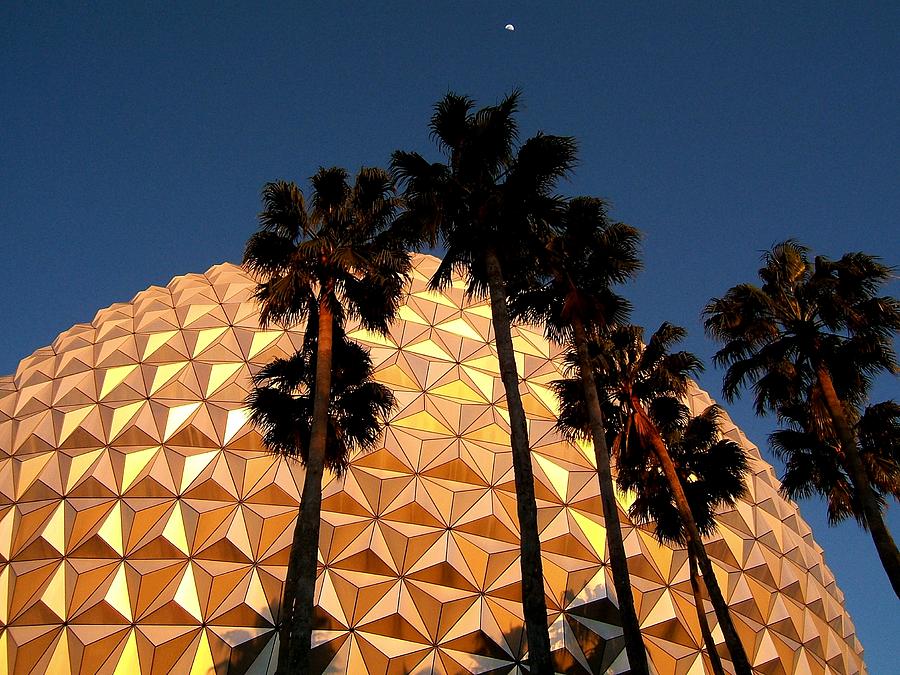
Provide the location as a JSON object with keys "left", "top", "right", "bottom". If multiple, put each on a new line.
{"left": 392, "top": 91, "right": 576, "bottom": 673}
{"left": 771, "top": 400, "right": 900, "bottom": 527}
{"left": 243, "top": 167, "right": 411, "bottom": 673}
{"left": 615, "top": 402, "right": 750, "bottom": 675}
{"left": 509, "top": 197, "right": 650, "bottom": 673}
{"left": 704, "top": 240, "right": 900, "bottom": 597}
{"left": 555, "top": 323, "right": 753, "bottom": 675}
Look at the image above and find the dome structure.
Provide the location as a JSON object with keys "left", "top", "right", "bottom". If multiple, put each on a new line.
{"left": 0, "top": 255, "right": 864, "bottom": 674}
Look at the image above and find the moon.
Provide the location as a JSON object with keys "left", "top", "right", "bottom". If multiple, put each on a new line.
{"left": 505, "top": 24, "right": 515, "bottom": 31}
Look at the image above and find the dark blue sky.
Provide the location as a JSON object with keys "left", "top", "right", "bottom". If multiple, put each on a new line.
{"left": 2, "top": 1, "right": 898, "bottom": 669}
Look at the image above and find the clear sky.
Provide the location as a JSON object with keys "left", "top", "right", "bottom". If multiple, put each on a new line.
{"left": 2, "top": 1, "right": 898, "bottom": 670}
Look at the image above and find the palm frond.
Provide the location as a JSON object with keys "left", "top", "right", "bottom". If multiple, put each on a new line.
{"left": 429, "top": 92, "right": 475, "bottom": 155}
{"left": 470, "top": 90, "right": 521, "bottom": 169}
{"left": 258, "top": 181, "right": 308, "bottom": 238}
{"left": 310, "top": 167, "right": 351, "bottom": 225}
{"left": 508, "top": 133, "right": 577, "bottom": 195}
{"left": 243, "top": 231, "right": 297, "bottom": 275}
{"left": 253, "top": 275, "right": 316, "bottom": 329}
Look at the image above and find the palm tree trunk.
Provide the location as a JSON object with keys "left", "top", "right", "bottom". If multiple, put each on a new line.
{"left": 633, "top": 403, "right": 752, "bottom": 675}
{"left": 816, "top": 367, "right": 900, "bottom": 598}
{"left": 571, "top": 319, "right": 649, "bottom": 674}
{"left": 483, "top": 248, "right": 553, "bottom": 674}
{"left": 280, "top": 300, "right": 334, "bottom": 675}
{"left": 275, "top": 447, "right": 306, "bottom": 674}
{"left": 689, "top": 547, "right": 726, "bottom": 675}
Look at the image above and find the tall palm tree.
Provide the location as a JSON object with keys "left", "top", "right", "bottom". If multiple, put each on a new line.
{"left": 509, "top": 197, "right": 650, "bottom": 673}
{"left": 771, "top": 400, "right": 900, "bottom": 527}
{"left": 243, "top": 167, "right": 411, "bottom": 673}
{"left": 615, "top": 402, "right": 750, "bottom": 675}
{"left": 704, "top": 240, "right": 900, "bottom": 597}
{"left": 555, "top": 323, "right": 753, "bottom": 675}
{"left": 392, "top": 91, "right": 576, "bottom": 673}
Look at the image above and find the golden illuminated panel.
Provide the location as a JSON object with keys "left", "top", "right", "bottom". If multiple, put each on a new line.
{"left": 0, "top": 255, "right": 865, "bottom": 674}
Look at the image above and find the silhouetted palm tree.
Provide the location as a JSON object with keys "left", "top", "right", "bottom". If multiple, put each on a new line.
{"left": 616, "top": 402, "right": 749, "bottom": 675}
{"left": 704, "top": 240, "right": 900, "bottom": 597}
{"left": 771, "top": 400, "right": 900, "bottom": 526}
{"left": 249, "top": 322, "right": 396, "bottom": 472}
{"left": 555, "top": 323, "right": 752, "bottom": 675}
{"left": 392, "top": 91, "right": 576, "bottom": 673}
{"left": 244, "top": 167, "right": 411, "bottom": 673}
{"left": 509, "top": 197, "right": 649, "bottom": 673}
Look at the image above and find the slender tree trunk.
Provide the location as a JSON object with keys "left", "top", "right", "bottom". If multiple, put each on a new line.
{"left": 633, "top": 403, "right": 752, "bottom": 675}
{"left": 689, "top": 547, "right": 726, "bottom": 675}
{"left": 279, "top": 300, "right": 334, "bottom": 675}
{"left": 571, "top": 319, "right": 649, "bottom": 674}
{"left": 817, "top": 367, "right": 900, "bottom": 599}
{"left": 483, "top": 249, "right": 554, "bottom": 674}
{"left": 275, "top": 447, "right": 307, "bottom": 674}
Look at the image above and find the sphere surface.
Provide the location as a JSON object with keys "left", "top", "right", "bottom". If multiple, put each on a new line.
{"left": 0, "top": 255, "right": 864, "bottom": 674}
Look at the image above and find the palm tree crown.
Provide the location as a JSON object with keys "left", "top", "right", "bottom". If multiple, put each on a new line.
{"left": 247, "top": 321, "right": 396, "bottom": 476}
{"left": 589, "top": 322, "right": 704, "bottom": 415}
{"left": 392, "top": 90, "right": 576, "bottom": 296}
{"left": 704, "top": 240, "right": 898, "bottom": 417}
{"left": 616, "top": 403, "right": 749, "bottom": 546}
{"left": 509, "top": 196, "right": 641, "bottom": 340}
{"left": 771, "top": 400, "right": 900, "bottom": 525}
{"left": 244, "top": 166, "right": 411, "bottom": 331}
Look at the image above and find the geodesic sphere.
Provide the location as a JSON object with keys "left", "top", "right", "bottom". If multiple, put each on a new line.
{"left": 0, "top": 255, "right": 864, "bottom": 674}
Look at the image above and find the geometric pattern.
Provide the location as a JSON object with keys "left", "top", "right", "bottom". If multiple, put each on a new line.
{"left": 0, "top": 254, "right": 864, "bottom": 674}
